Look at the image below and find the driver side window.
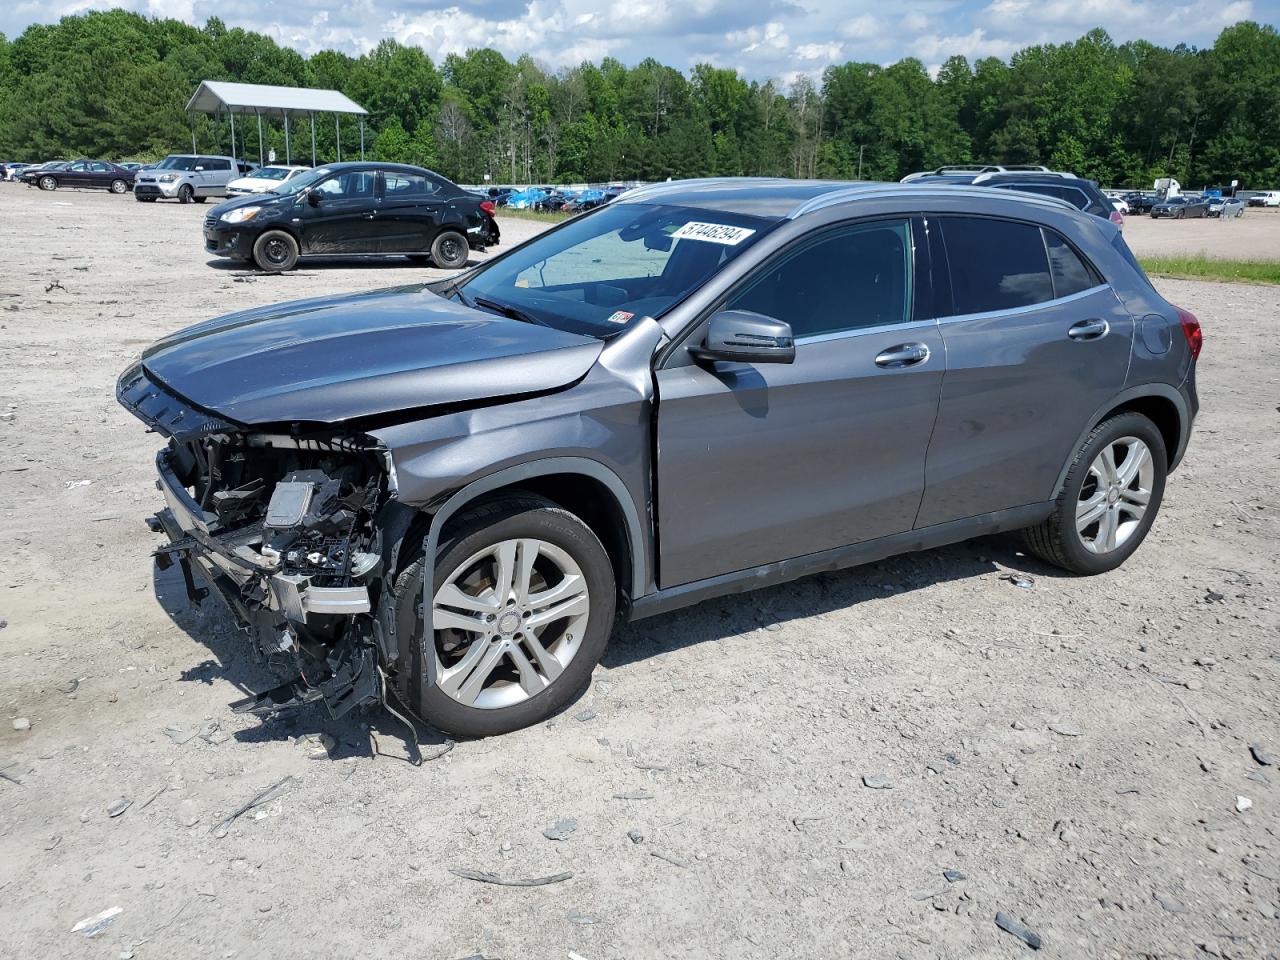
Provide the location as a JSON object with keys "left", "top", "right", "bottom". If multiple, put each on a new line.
{"left": 725, "top": 219, "right": 914, "bottom": 339}
{"left": 315, "top": 171, "right": 376, "bottom": 199}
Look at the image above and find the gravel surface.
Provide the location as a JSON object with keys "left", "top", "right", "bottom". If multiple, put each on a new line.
{"left": 1, "top": 185, "right": 1277, "bottom": 958}
{"left": 1122, "top": 205, "right": 1280, "bottom": 261}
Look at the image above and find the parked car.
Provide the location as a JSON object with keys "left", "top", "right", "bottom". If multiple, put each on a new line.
{"left": 908, "top": 168, "right": 1123, "bottom": 226}
{"left": 20, "top": 159, "right": 134, "bottom": 194}
{"left": 1151, "top": 196, "right": 1211, "bottom": 219}
{"left": 118, "top": 162, "right": 146, "bottom": 172}
{"left": 4, "top": 162, "right": 33, "bottom": 181}
{"left": 133, "top": 154, "right": 245, "bottom": 203}
{"left": 118, "top": 177, "right": 1200, "bottom": 737}
{"left": 536, "top": 190, "right": 576, "bottom": 211}
{"left": 560, "top": 188, "right": 607, "bottom": 212}
{"left": 225, "top": 165, "right": 310, "bottom": 197}
{"left": 1109, "top": 197, "right": 1130, "bottom": 215}
{"left": 1123, "top": 192, "right": 1158, "bottom": 214}
{"left": 1247, "top": 191, "right": 1280, "bottom": 207}
{"left": 1207, "top": 197, "right": 1246, "bottom": 219}
{"left": 202, "top": 161, "right": 499, "bottom": 271}
{"left": 504, "top": 188, "right": 549, "bottom": 210}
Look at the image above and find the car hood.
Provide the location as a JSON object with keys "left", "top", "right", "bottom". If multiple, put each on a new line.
{"left": 208, "top": 192, "right": 287, "bottom": 218}
{"left": 139, "top": 285, "right": 604, "bottom": 426}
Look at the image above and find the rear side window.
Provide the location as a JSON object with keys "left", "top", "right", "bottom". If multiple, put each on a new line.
{"left": 201, "top": 158, "right": 230, "bottom": 171}
{"left": 940, "top": 217, "right": 1052, "bottom": 314}
{"left": 383, "top": 173, "right": 439, "bottom": 197}
{"left": 1043, "top": 230, "right": 1099, "bottom": 297}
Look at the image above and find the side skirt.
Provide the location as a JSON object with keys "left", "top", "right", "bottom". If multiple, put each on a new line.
{"left": 628, "top": 502, "right": 1052, "bottom": 621}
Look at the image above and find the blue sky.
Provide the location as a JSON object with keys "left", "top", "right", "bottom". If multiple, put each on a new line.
{"left": 4, "top": 0, "right": 1275, "bottom": 81}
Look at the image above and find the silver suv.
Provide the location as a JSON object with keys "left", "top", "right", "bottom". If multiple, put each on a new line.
{"left": 133, "top": 155, "right": 253, "bottom": 204}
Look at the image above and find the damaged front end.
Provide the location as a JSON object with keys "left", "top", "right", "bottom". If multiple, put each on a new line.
{"left": 120, "top": 363, "right": 392, "bottom": 720}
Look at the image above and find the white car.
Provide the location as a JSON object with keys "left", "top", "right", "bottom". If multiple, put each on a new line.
{"left": 1247, "top": 190, "right": 1280, "bottom": 207}
{"left": 1110, "top": 197, "right": 1130, "bottom": 215}
{"left": 225, "top": 165, "right": 310, "bottom": 197}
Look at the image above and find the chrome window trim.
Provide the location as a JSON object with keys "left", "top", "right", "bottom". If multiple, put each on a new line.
{"left": 934, "top": 283, "right": 1111, "bottom": 325}
{"left": 794, "top": 316, "right": 938, "bottom": 346}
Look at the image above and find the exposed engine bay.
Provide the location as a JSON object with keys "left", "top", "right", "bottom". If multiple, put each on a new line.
{"left": 121, "top": 362, "right": 401, "bottom": 723}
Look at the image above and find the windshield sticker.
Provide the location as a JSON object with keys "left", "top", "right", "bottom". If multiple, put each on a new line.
{"left": 606, "top": 310, "right": 634, "bottom": 324}
{"left": 671, "top": 222, "right": 756, "bottom": 245}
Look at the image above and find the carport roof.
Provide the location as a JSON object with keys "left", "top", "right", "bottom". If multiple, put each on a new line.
{"left": 186, "top": 80, "right": 368, "bottom": 118}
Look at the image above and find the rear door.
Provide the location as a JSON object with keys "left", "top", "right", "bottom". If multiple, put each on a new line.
{"left": 914, "top": 214, "right": 1134, "bottom": 527}
{"left": 198, "top": 158, "right": 232, "bottom": 195}
{"left": 377, "top": 171, "right": 445, "bottom": 252}
{"left": 654, "top": 217, "right": 945, "bottom": 587}
{"left": 297, "top": 169, "right": 382, "bottom": 255}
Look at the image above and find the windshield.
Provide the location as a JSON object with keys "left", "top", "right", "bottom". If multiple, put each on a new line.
{"left": 157, "top": 156, "right": 199, "bottom": 171}
{"left": 271, "top": 166, "right": 336, "bottom": 196}
{"left": 250, "top": 166, "right": 295, "bottom": 181}
{"left": 458, "top": 202, "right": 774, "bottom": 338}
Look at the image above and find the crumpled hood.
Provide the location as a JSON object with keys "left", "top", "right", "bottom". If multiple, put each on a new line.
{"left": 140, "top": 285, "right": 603, "bottom": 426}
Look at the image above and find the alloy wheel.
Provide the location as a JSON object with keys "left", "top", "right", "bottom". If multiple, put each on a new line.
{"left": 1075, "top": 436, "right": 1154, "bottom": 554}
{"left": 431, "top": 538, "right": 590, "bottom": 709}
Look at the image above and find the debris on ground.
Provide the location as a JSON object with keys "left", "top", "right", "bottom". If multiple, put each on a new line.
{"left": 1249, "top": 744, "right": 1274, "bottom": 766}
{"left": 163, "top": 725, "right": 198, "bottom": 745}
{"left": 1236, "top": 795, "right": 1253, "bottom": 813}
{"left": 106, "top": 798, "right": 131, "bottom": 818}
{"left": 1000, "top": 574, "right": 1035, "bottom": 589}
{"left": 543, "top": 818, "right": 577, "bottom": 841}
{"left": 613, "top": 790, "right": 654, "bottom": 800}
{"left": 994, "top": 911, "right": 1042, "bottom": 950}
{"left": 1049, "top": 722, "right": 1082, "bottom": 737}
{"left": 12, "top": 717, "right": 30, "bottom": 731}
{"left": 627, "top": 828, "right": 644, "bottom": 844}
{"left": 649, "top": 850, "right": 688, "bottom": 868}
{"left": 210, "top": 776, "right": 294, "bottom": 839}
{"left": 575, "top": 708, "right": 597, "bottom": 722}
{"left": 448, "top": 868, "right": 573, "bottom": 887}
{"left": 565, "top": 908, "right": 595, "bottom": 925}
{"left": 943, "top": 869, "right": 967, "bottom": 882}
{"left": 862, "top": 774, "right": 892, "bottom": 789}
{"left": 70, "top": 906, "right": 122, "bottom": 938}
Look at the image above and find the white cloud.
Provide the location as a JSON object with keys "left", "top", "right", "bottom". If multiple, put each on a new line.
{"left": 794, "top": 42, "right": 843, "bottom": 61}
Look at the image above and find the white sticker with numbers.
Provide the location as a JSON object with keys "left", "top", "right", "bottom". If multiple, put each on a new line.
{"left": 671, "top": 222, "right": 756, "bottom": 245}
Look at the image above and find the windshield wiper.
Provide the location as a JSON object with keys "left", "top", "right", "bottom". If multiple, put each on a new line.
{"left": 471, "top": 296, "right": 542, "bottom": 327}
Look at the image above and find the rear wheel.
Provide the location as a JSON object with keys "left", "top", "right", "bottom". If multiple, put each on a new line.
{"left": 110, "top": 179, "right": 128, "bottom": 194}
{"left": 1022, "top": 412, "right": 1167, "bottom": 575}
{"left": 178, "top": 184, "right": 193, "bottom": 204}
{"left": 391, "top": 495, "right": 615, "bottom": 737}
{"left": 252, "top": 230, "right": 299, "bottom": 272}
{"left": 39, "top": 176, "right": 56, "bottom": 191}
{"left": 430, "top": 230, "right": 469, "bottom": 269}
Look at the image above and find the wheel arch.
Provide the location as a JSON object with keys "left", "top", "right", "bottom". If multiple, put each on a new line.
{"left": 1053, "top": 384, "right": 1189, "bottom": 496}
{"left": 417, "top": 457, "right": 648, "bottom": 639}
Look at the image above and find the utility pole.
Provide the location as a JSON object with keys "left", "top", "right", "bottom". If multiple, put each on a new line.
{"left": 858, "top": 144, "right": 865, "bottom": 180}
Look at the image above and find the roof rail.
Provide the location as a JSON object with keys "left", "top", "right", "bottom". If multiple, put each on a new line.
{"left": 972, "top": 170, "right": 1078, "bottom": 183}
{"left": 788, "top": 183, "right": 1078, "bottom": 219}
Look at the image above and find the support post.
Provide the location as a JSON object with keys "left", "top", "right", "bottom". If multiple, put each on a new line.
{"left": 310, "top": 113, "right": 316, "bottom": 167}
{"left": 257, "top": 113, "right": 264, "bottom": 166}
{"left": 284, "top": 112, "right": 291, "bottom": 165}
{"left": 190, "top": 116, "right": 197, "bottom": 154}
{"left": 229, "top": 110, "right": 237, "bottom": 165}
{"left": 359, "top": 118, "right": 365, "bottom": 160}
{"left": 336, "top": 115, "right": 341, "bottom": 162}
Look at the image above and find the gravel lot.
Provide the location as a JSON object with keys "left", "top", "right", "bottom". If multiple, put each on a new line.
{"left": 1, "top": 185, "right": 1277, "bottom": 959}
{"left": 1122, "top": 206, "right": 1280, "bottom": 261}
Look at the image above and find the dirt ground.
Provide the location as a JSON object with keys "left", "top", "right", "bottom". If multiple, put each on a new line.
{"left": 1120, "top": 206, "right": 1280, "bottom": 261}
{"left": 1, "top": 184, "right": 1277, "bottom": 960}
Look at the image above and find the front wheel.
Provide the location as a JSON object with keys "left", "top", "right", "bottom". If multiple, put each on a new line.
{"left": 110, "top": 179, "right": 128, "bottom": 194}
{"left": 391, "top": 495, "right": 616, "bottom": 737}
{"left": 252, "top": 230, "right": 299, "bottom": 271}
{"left": 430, "top": 229, "right": 469, "bottom": 269}
{"left": 39, "top": 176, "right": 57, "bottom": 191}
{"left": 1022, "top": 412, "right": 1167, "bottom": 575}
{"left": 178, "top": 184, "right": 193, "bottom": 204}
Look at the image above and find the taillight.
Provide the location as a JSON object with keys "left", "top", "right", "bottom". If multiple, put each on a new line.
{"left": 1176, "top": 306, "right": 1202, "bottom": 360}
{"left": 1109, "top": 209, "right": 1125, "bottom": 227}
{"left": 480, "top": 200, "right": 495, "bottom": 216}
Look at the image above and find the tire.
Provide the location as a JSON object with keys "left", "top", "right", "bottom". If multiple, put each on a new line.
{"left": 430, "top": 229, "right": 469, "bottom": 269}
{"left": 110, "top": 179, "right": 128, "bottom": 194}
{"left": 252, "top": 230, "right": 299, "bottom": 272}
{"left": 390, "top": 495, "right": 616, "bottom": 737}
{"left": 178, "top": 184, "right": 193, "bottom": 204}
{"left": 39, "top": 176, "right": 56, "bottom": 191}
{"left": 1021, "top": 412, "right": 1167, "bottom": 575}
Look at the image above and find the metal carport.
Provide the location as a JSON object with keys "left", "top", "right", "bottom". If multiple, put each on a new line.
{"left": 186, "top": 80, "right": 369, "bottom": 167}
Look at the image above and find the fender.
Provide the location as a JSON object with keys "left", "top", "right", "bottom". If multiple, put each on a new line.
{"left": 1052, "top": 382, "right": 1191, "bottom": 497}
{"left": 419, "top": 456, "right": 650, "bottom": 662}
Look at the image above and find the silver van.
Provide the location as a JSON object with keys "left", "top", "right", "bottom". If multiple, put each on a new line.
{"left": 134, "top": 155, "right": 255, "bottom": 204}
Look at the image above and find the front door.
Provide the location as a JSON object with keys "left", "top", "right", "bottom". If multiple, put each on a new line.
{"left": 914, "top": 214, "right": 1135, "bottom": 527}
{"left": 62, "top": 161, "right": 92, "bottom": 187}
{"left": 297, "top": 169, "right": 381, "bottom": 255}
{"left": 378, "top": 171, "right": 444, "bottom": 252}
{"left": 654, "top": 217, "right": 945, "bottom": 588}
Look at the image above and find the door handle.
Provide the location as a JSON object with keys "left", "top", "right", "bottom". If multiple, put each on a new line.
{"left": 874, "top": 342, "right": 931, "bottom": 368}
{"left": 1067, "top": 318, "right": 1109, "bottom": 341}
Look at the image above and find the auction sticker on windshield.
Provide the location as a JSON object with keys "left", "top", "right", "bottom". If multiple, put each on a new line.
{"left": 672, "top": 222, "right": 757, "bottom": 245}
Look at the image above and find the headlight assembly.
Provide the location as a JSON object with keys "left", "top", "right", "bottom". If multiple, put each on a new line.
{"left": 221, "top": 206, "right": 261, "bottom": 224}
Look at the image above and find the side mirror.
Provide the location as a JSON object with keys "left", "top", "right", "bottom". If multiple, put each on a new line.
{"left": 307, "top": 189, "right": 322, "bottom": 206}
{"left": 690, "top": 310, "right": 795, "bottom": 365}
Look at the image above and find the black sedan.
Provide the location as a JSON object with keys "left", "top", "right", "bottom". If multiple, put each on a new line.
{"left": 1150, "top": 196, "right": 1211, "bottom": 219}
{"left": 203, "top": 162, "right": 500, "bottom": 272}
{"left": 22, "top": 159, "right": 135, "bottom": 193}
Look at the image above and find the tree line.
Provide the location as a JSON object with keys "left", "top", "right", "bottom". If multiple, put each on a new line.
{"left": 0, "top": 11, "right": 1277, "bottom": 189}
